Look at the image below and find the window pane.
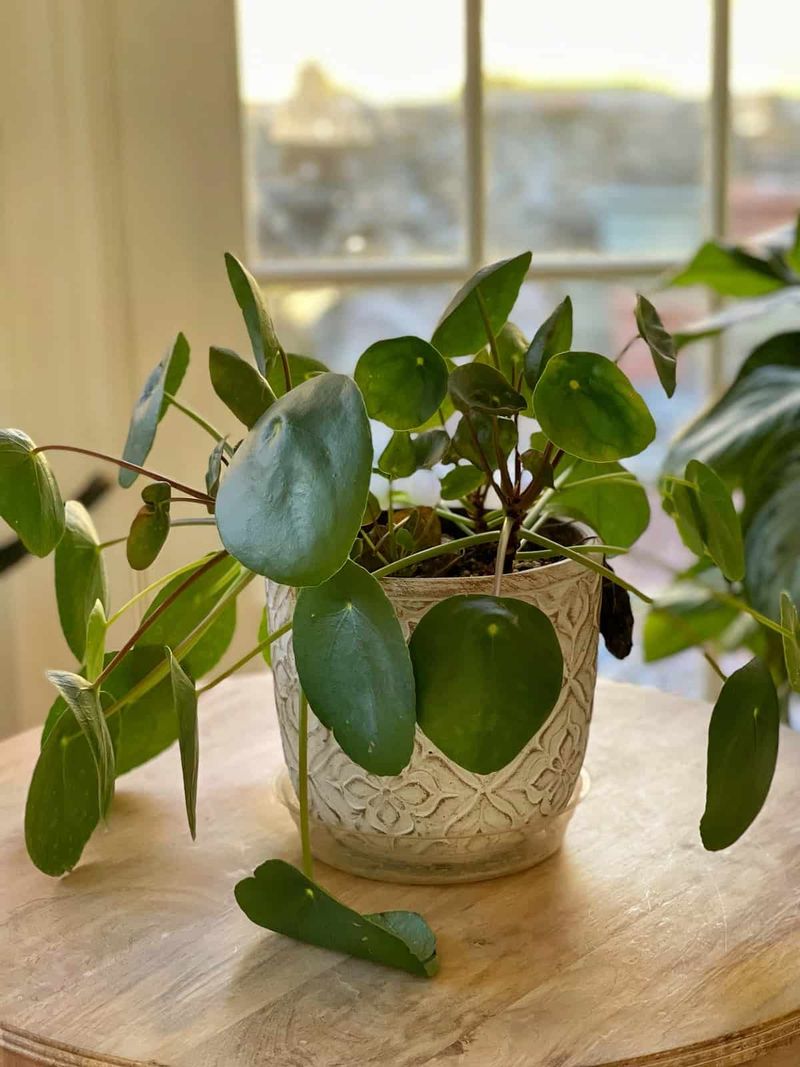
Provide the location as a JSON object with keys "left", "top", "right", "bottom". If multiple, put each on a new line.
{"left": 730, "top": 0, "right": 800, "bottom": 238}
{"left": 483, "top": 0, "right": 709, "bottom": 258}
{"left": 236, "top": 0, "right": 465, "bottom": 262}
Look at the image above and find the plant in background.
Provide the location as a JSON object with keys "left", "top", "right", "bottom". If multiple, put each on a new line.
{"left": 2, "top": 246, "right": 799, "bottom": 977}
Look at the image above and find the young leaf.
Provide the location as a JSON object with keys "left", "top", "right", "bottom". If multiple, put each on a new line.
{"left": 235, "top": 859, "right": 438, "bottom": 977}
{"left": 84, "top": 600, "right": 107, "bottom": 683}
{"left": 478, "top": 321, "right": 529, "bottom": 379}
{"left": 293, "top": 560, "right": 416, "bottom": 776}
{"left": 224, "top": 253, "right": 282, "bottom": 376}
{"left": 449, "top": 362, "right": 526, "bottom": 416}
{"left": 54, "top": 499, "right": 107, "bottom": 659}
{"left": 780, "top": 592, "right": 800, "bottom": 692}
{"left": 209, "top": 346, "right": 274, "bottom": 428}
{"left": 410, "top": 594, "right": 563, "bottom": 774}
{"left": 685, "top": 460, "right": 745, "bottom": 582}
{"left": 119, "top": 333, "right": 190, "bottom": 487}
{"left": 0, "top": 429, "right": 64, "bottom": 557}
{"left": 267, "top": 352, "right": 328, "bottom": 398}
{"left": 167, "top": 650, "right": 199, "bottom": 839}
{"left": 669, "top": 240, "right": 786, "bottom": 297}
{"left": 701, "top": 657, "right": 779, "bottom": 851}
{"left": 354, "top": 336, "right": 448, "bottom": 430}
{"left": 544, "top": 459, "right": 650, "bottom": 549}
{"left": 440, "top": 464, "right": 484, "bottom": 500}
{"left": 451, "top": 413, "right": 515, "bottom": 468}
{"left": 524, "top": 295, "right": 573, "bottom": 389}
{"left": 126, "top": 481, "right": 171, "bottom": 571}
{"left": 432, "top": 252, "right": 532, "bottom": 358}
{"left": 216, "top": 373, "right": 372, "bottom": 586}
{"left": 46, "top": 670, "right": 115, "bottom": 818}
{"left": 634, "top": 293, "right": 677, "bottom": 398}
{"left": 533, "top": 352, "right": 656, "bottom": 462}
{"left": 378, "top": 432, "right": 417, "bottom": 479}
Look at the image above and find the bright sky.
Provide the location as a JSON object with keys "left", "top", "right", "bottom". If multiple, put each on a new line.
{"left": 237, "top": 0, "right": 800, "bottom": 104}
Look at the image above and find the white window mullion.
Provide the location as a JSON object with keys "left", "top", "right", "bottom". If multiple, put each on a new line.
{"left": 707, "top": 0, "right": 731, "bottom": 393}
{"left": 464, "top": 0, "right": 485, "bottom": 271}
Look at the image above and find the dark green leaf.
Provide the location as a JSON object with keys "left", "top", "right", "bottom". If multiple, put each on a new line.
{"left": 685, "top": 460, "right": 745, "bottom": 582}
{"left": 362, "top": 491, "right": 382, "bottom": 527}
{"left": 410, "top": 594, "right": 563, "bottom": 774}
{"left": 412, "top": 428, "right": 449, "bottom": 470}
{"left": 662, "top": 479, "right": 708, "bottom": 557}
{"left": 670, "top": 241, "right": 787, "bottom": 297}
{"left": 432, "top": 253, "right": 532, "bottom": 358}
{"left": 46, "top": 670, "right": 114, "bottom": 817}
{"left": 480, "top": 321, "right": 529, "bottom": 380}
{"left": 701, "top": 657, "right": 779, "bottom": 851}
{"left": 0, "top": 429, "right": 64, "bottom": 557}
{"left": 235, "top": 859, "right": 438, "bottom": 977}
{"left": 54, "top": 500, "right": 108, "bottom": 659}
{"left": 126, "top": 481, "right": 171, "bottom": 571}
{"left": 119, "top": 333, "right": 189, "bottom": 488}
{"left": 451, "top": 412, "right": 516, "bottom": 469}
{"left": 440, "top": 464, "right": 485, "bottom": 500}
{"left": 216, "top": 373, "right": 372, "bottom": 586}
{"left": 780, "top": 592, "right": 800, "bottom": 692}
{"left": 634, "top": 293, "right": 677, "bottom": 398}
{"left": 449, "top": 362, "right": 526, "bottom": 416}
{"left": 84, "top": 600, "right": 107, "bottom": 683}
{"left": 524, "top": 296, "right": 573, "bottom": 389}
{"left": 209, "top": 346, "right": 274, "bottom": 428}
{"left": 224, "top": 253, "right": 281, "bottom": 376}
{"left": 533, "top": 352, "right": 656, "bottom": 462}
{"left": 167, "top": 650, "right": 199, "bottom": 839}
{"left": 736, "top": 331, "right": 800, "bottom": 381}
{"left": 293, "top": 561, "right": 415, "bottom": 775}
{"left": 545, "top": 459, "right": 649, "bottom": 549}
{"left": 267, "top": 352, "right": 328, "bottom": 397}
{"left": 644, "top": 582, "right": 738, "bottom": 661}
{"left": 519, "top": 449, "right": 554, "bottom": 488}
{"left": 378, "top": 432, "right": 417, "bottom": 479}
{"left": 744, "top": 471, "right": 800, "bottom": 620}
{"left": 355, "top": 336, "right": 448, "bottom": 430}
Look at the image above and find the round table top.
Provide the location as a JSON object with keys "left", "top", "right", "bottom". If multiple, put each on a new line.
{"left": 1, "top": 675, "right": 799, "bottom": 1067}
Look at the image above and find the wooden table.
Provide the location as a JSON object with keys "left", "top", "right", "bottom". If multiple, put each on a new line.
{"left": 1, "top": 675, "right": 799, "bottom": 1067}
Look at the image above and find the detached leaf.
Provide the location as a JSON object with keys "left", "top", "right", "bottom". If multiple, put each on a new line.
{"left": 432, "top": 252, "right": 532, "bottom": 358}
{"left": 524, "top": 295, "right": 573, "bottom": 389}
{"left": 167, "top": 650, "right": 199, "bottom": 839}
{"left": 209, "top": 346, "right": 274, "bottom": 428}
{"left": 634, "top": 293, "right": 677, "bottom": 398}
{"left": 378, "top": 432, "right": 417, "bottom": 479}
{"left": 126, "top": 481, "right": 171, "bottom": 571}
{"left": 780, "top": 592, "right": 800, "bottom": 692}
{"left": 0, "top": 429, "right": 64, "bottom": 557}
{"left": 701, "top": 657, "right": 779, "bottom": 851}
{"left": 449, "top": 362, "right": 526, "bottom": 416}
{"left": 670, "top": 241, "right": 787, "bottom": 297}
{"left": 293, "top": 561, "right": 416, "bottom": 775}
{"left": 355, "top": 336, "right": 448, "bottom": 430}
{"left": 235, "top": 860, "right": 438, "bottom": 976}
{"left": 119, "top": 333, "right": 190, "bottom": 487}
{"left": 224, "top": 253, "right": 281, "bottom": 376}
{"left": 84, "top": 600, "right": 107, "bottom": 683}
{"left": 55, "top": 500, "right": 107, "bottom": 659}
{"left": 410, "top": 595, "right": 563, "bottom": 774}
{"left": 440, "top": 464, "right": 484, "bottom": 500}
{"left": 267, "top": 353, "right": 328, "bottom": 398}
{"left": 46, "top": 670, "right": 114, "bottom": 818}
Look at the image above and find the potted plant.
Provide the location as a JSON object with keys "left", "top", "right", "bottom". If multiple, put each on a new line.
{"left": 3, "top": 250, "right": 798, "bottom": 978}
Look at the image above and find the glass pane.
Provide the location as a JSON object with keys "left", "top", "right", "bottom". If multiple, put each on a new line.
{"left": 236, "top": 0, "right": 465, "bottom": 262}
{"left": 484, "top": 0, "right": 709, "bottom": 258}
{"left": 730, "top": 0, "right": 800, "bottom": 238}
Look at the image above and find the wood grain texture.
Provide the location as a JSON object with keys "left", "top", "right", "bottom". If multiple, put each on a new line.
{"left": 1, "top": 675, "right": 799, "bottom": 1067}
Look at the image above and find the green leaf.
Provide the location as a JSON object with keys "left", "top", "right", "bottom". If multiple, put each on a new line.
{"left": 412, "top": 429, "right": 449, "bottom": 470}
{"left": 524, "top": 296, "right": 573, "bottom": 389}
{"left": 662, "top": 479, "right": 705, "bottom": 557}
{"left": 267, "top": 352, "right": 328, "bottom": 398}
{"left": 410, "top": 594, "right": 563, "bottom": 774}
{"left": 293, "top": 561, "right": 416, "bottom": 775}
{"left": 209, "top": 346, "right": 274, "bottom": 428}
{"left": 780, "top": 592, "right": 800, "bottom": 692}
{"left": 235, "top": 860, "right": 438, "bottom": 976}
{"left": 634, "top": 293, "right": 677, "bottom": 398}
{"left": 432, "top": 252, "right": 532, "bottom": 358}
{"left": 354, "top": 336, "right": 448, "bottom": 430}
{"left": 257, "top": 607, "right": 272, "bottom": 667}
{"left": 205, "top": 437, "right": 227, "bottom": 500}
{"left": 451, "top": 412, "right": 516, "bottom": 469}
{"left": 449, "top": 362, "right": 526, "bottom": 416}
{"left": 684, "top": 460, "right": 745, "bottom": 582}
{"left": 54, "top": 500, "right": 107, "bottom": 659}
{"left": 736, "top": 331, "right": 800, "bottom": 381}
{"left": 786, "top": 214, "right": 800, "bottom": 275}
{"left": 46, "top": 670, "right": 115, "bottom": 818}
{"left": 84, "top": 600, "right": 107, "bottom": 683}
{"left": 167, "top": 650, "right": 199, "bottom": 839}
{"left": 224, "top": 253, "right": 281, "bottom": 376}
{"left": 670, "top": 241, "right": 787, "bottom": 297}
{"left": 520, "top": 449, "right": 555, "bottom": 488}
{"left": 533, "top": 352, "right": 656, "bottom": 462}
{"left": 378, "top": 432, "right": 417, "bottom": 479}
{"left": 479, "top": 321, "right": 529, "bottom": 379}
{"left": 544, "top": 459, "right": 649, "bottom": 549}
{"left": 119, "top": 333, "right": 190, "bottom": 488}
{"left": 137, "top": 555, "right": 241, "bottom": 679}
{"left": 440, "top": 464, "right": 485, "bottom": 500}
{"left": 643, "top": 582, "right": 738, "bottom": 662}
{"left": 0, "top": 429, "right": 64, "bottom": 557}
{"left": 126, "top": 481, "right": 171, "bottom": 571}
{"left": 744, "top": 470, "right": 800, "bottom": 620}
{"left": 701, "top": 657, "right": 779, "bottom": 851}
{"left": 362, "top": 491, "right": 382, "bottom": 527}
{"left": 216, "top": 373, "right": 372, "bottom": 586}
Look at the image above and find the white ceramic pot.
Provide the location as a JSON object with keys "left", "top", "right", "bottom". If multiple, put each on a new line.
{"left": 267, "top": 555, "right": 601, "bottom": 884}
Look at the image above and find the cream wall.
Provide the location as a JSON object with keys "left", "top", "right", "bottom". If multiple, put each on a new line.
{"left": 0, "top": 0, "right": 264, "bottom": 736}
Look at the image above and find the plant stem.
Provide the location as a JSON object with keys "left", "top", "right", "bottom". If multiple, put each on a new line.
{"left": 298, "top": 690, "right": 314, "bottom": 878}
{"left": 32, "top": 445, "right": 212, "bottom": 503}
{"left": 169, "top": 517, "right": 217, "bottom": 528}
{"left": 435, "top": 507, "right": 475, "bottom": 534}
{"left": 107, "top": 553, "right": 222, "bottom": 625}
{"left": 373, "top": 530, "right": 501, "bottom": 578}
{"left": 197, "top": 621, "right": 293, "bottom": 695}
{"left": 164, "top": 393, "right": 229, "bottom": 451}
{"left": 97, "top": 536, "right": 128, "bottom": 551}
{"left": 463, "top": 411, "right": 506, "bottom": 502}
{"left": 516, "top": 543, "right": 626, "bottom": 560}
{"left": 476, "top": 288, "right": 501, "bottom": 370}
{"left": 521, "top": 527, "right": 650, "bottom": 601}
{"left": 96, "top": 551, "right": 228, "bottom": 686}
{"left": 493, "top": 516, "right": 514, "bottom": 596}
{"left": 615, "top": 334, "right": 640, "bottom": 364}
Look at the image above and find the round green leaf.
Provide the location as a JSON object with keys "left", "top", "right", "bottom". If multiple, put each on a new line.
{"left": 440, "top": 464, "right": 485, "bottom": 500}
{"left": 209, "top": 346, "right": 274, "bottom": 428}
{"left": 524, "top": 296, "right": 573, "bottom": 389}
{"left": 224, "top": 253, "right": 282, "bottom": 376}
{"left": 119, "top": 333, "right": 190, "bottom": 487}
{"left": 267, "top": 353, "right": 328, "bottom": 398}
{"left": 378, "top": 432, "right": 417, "bottom": 479}
{"left": 54, "top": 500, "right": 108, "bottom": 659}
{"left": 293, "top": 560, "right": 416, "bottom": 776}
{"left": 216, "top": 373, "right": 372, "bottom": 586}
{"left": 449, "top": 362, "right": 526, "bottom": 416}
{"left": 545, "top": 459, "right": 650, "bottom": 549}
{"left": 354, "top": 336, "right": 448, "bottom": 430}
{"left": 533, "top": 352, "right": 656, "bottom": 462}
{"left": 0, "top": 429, "right": 64, "bottom": 557}
{"left": 701, "top": 656, "right": 779, "bottom": 851}
{"left": 410, "top": 594, "right": 563, "bottom": 774}
{"left": 685, "top": 460, "right": 745, "bottom": 582}
{"left": 126, "top": 482, "right": 171, "bottom": 571}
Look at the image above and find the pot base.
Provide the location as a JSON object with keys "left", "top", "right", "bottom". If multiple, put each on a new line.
{"left": 274, "top": 768, "right": 590, "bottom": 885}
